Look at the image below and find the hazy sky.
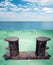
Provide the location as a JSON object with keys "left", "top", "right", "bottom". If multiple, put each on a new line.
{"left": 0, "top": 0, "right": 53, "bottom": 21}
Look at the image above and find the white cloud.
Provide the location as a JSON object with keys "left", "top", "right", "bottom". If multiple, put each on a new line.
{"left": 23, "top": 0, "right": 53, "bottom": 5}
{"left": 0, "top": 3, "right": 4, "bottom": 6}
{"left": 22, "top": 8, "right": 31, "bottom": 11}
{"left": 4, "top": 1, "right": 18, "bottom": 8}
{"left": 0, "top": 8, "right": 7, "bottom": 11}
{"left": 38, "top": 0, "right": 50, "bottom": 5}
{"left": 7, "top": 7, "right": 31, "bottom": 12}
{"left": 0, "top": 12, "right": 53, "bottom": 21}
{"left": 39, "top": 0, "right": 53, "bottom": 5}
{"left": 23, "top": 0, "right": 38, "bottom": 2}
{"left": 0, "top": 1, "right": 19, "bottom": 11}
{"left": 34, "top": 8, "right": 39, "bottom": 10}
{"left": 43, "top": 7, "right": 53, "bottom": 13}
{"left": 0, "top": 1, "right": 17, "bottom": 7}
{"left": 10, "top": 8, "right": 22, "bottom": 11}
{"left": 0, "top": 1, "right": 39, "bottom": 12}
{"left": 0, "top": 1, "right": 32, "bottom": 12}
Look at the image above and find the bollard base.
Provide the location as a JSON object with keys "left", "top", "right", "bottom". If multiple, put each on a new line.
{"left": 3, "top": 51, "right": 51, "bottom": 60}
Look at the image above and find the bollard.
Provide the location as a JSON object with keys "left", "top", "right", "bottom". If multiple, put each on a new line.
{"left": 36, "top": 37, "right": 51, "bottom": 59}
{"left": 4, "top": 37, "right": 19, "bottom": 58}
{"left": 3, "top": 36, "right": 51, "bottom": 59}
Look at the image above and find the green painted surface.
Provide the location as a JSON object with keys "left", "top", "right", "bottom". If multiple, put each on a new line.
{"left": 0, "top": 30, "right": 53, "bottom": 65}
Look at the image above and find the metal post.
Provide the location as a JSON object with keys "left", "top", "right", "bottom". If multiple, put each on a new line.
{"left": 36, "top": 37, "right": 50, "bottom": 59}
{"left": 4, "top": 37, "right": 19, "bottom": 58}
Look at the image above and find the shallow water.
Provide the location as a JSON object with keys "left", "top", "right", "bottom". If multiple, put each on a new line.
{"left": 0, "top": 30, "right": 53, "bottom": 65}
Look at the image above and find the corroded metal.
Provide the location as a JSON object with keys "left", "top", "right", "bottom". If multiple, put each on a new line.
{"left": 36, "top": 37, "right": 51, "bottom": 59}
{"left": 3, "top": 36, "right": 51, "bottom": 60}
{"left": 4, "top": 37, "right": 19, "bottom": 57}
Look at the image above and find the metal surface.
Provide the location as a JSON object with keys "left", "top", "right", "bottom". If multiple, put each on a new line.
{"left": 36, "top": 37, "right": 51, "bottom": 59}
{"left": 3, "top": 36, "right": 51, "bottom": 60}
{"left": 4, "top": 37, "right": 19, "bottom": 57}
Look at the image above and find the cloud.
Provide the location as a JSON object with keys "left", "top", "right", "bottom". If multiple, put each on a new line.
{"left": 22, "top": 8, "right": 31, "bottom": 11}
{"left": 0, "top": 1, "right": 18, "bottom": 8}
{"left": 0, "top": 0, "right": 53, "bottom": 21}
{"left": 43, "top": 7, "right": 53, "bottom": 13}
{"left": 34, "top": 8, "right": 39, "bottom": 10}
{"left": 10, "top": 8, "right": 22, "bottom": 11}
{"left": 38, "top": 0, "right": 53, "bottom": 5}
{"left": 0, "top": 0, "right": 40, "bottom": 12}
{"left": 0, "top": 12, "right": 53, "bottom": 21}
{"left": 0, "top": 1, "right": 22, "bottom": 12}
{"left": 0, "top": 3, "right": 4, "bottom": 6}
{"left": 0, "top": 8, "right": 7, "bottom": 11}
{"left": 0, "top": 0, "right": 53, "bottom": 13}
{"left": 10, "top": 7, "right": 31, "bottom": 12}
{"left": 23, "top": 0, "right": 38, "bottom": 2}
{"left": 23, "top": 0, "right": 53, "bottom": 5}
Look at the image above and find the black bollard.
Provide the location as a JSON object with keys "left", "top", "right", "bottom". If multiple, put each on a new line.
{"left": 4, "top": 37, "right": 19, "bottom": 58}
{"left": 36, "top": 37, "right": 51, "bottom": 59}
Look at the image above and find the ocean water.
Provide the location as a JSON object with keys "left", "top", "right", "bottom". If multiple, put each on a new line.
{"left": 0, "top": 22, "right": 53, "bottom": 65}
{"left": 0, "top": 22, "right": 53, "bottom": 30}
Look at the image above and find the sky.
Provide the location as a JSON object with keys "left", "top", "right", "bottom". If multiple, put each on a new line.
{"left": 0, "top": 0, "right": 53, "bottom": 21}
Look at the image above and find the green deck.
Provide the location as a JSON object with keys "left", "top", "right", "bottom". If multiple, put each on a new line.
{"left": 0, "top": 30, "right": 53, "bottom": 65}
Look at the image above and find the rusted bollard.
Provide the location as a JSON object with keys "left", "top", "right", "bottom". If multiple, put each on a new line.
{"left": 36, "top": 37, "right": 51, "bottom": 59}
{"left": 3, "top": 36, "right": 51, "bottom": 59}
{"left": 4, "top": 37, "right": 19, "bottom": 58}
